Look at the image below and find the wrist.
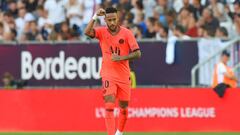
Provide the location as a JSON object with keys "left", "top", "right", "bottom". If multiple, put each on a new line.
{"left": 121, "top": 55, "right": 128, "bottom": 60}
{"left": 92, "top": 14, "right": 98, "bottom": 20}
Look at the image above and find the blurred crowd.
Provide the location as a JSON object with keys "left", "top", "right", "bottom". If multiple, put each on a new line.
{"left": 0, "top": 0, "right": 240, "bottom": 42}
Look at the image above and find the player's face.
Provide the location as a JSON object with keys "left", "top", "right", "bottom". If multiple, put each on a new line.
{"left": 105, "top": 13, "right": 119, "bottom": 31}
{"left": 222, "top": 55, "right": 229, "bottom": 64}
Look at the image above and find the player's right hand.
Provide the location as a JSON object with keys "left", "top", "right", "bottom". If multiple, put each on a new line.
{"left": 96, "top": 8, "right": 106, "bottom": 16}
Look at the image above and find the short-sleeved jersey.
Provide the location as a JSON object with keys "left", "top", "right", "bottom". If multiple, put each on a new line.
{"left": 94, "top": 26, "right": 139, "bottom": 83}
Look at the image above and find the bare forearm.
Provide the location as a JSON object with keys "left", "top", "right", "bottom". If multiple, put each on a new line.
{"left": 225, "top": 73, "right": 238, "bottom": 81}
{"left": 84, "top": 19, "right": 95, "bottom": 38}
{"left": 122, "top": 50, "right": 141, "bottom": 61}
{"left": 84, "top": 8, "right": 106, "bottom": 38}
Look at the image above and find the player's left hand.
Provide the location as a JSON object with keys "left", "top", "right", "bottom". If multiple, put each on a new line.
{"left": 111, "top": 47, "right": 123, "bottom": 62}
{"left": 112, "top": 53, "right": 122, "bottom": 62}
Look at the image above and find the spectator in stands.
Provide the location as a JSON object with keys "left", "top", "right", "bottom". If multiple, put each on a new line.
{"left": 182, "top": 0, "right": 196, "bottom": 14}
{"left": 197, "top": 8, "right": 220, "bottom": 35}
{"left": 2, "top": 72, "right": 27, "bottom": 89}
{"left": 71, "top": 26, "right": 81, "bottom": 40}
{"left": 1, "top": 0, "right": 240, "bottom": 41}
{"left": 2, "top": 12, "right": 14, "bottom": 38}
{"left": 154, "top": 0, "right": 171, "bottom": 26}
{"left": 233, "top": 0, "right": 240, "bottom": 14}
{"left": 102, "top": 0, "right": 112, "bottom": 9}
{"left": 178, "top": 7, "right": 198, "bottom": 37}
{"left": 227, "top": 1, "right": 240, "bottom": 20}
{"left": 215, "top": 27, "right": 228, "bottom": 39}
{"left": 192, "top": 0, "right": 204, "bottom": 20}
{"left": 202, "top": 26, "right": 216, "bottom": 38}
{"left": 154, "top": 21, "right": 163, "bottom": 35}
{"left": 131, "top": 24, "right": 143, "bottom": 39}
{"left": 173, "top": 0, "right": 196, "bottom": 14}
{"left": 59, "top": 21, "right": 73, "bottom": 41}
{"left": 65, "top": 0, "right": 83, "bottom": 34}
{"left": 8, "top": 20, "right": 16, "bottom": 31}
{"left": 44, "top": 0, "right": 66, "bottom": 33}
{"left": 0, "top": 22, "right": 4, "bottom": 40}
{"left": 17, "top": 0, "right": 26, "bottom": 10}
{"left": 134, "top": 12, "right": 147, "bottom": 36}
{"left": 116, "top": 0, "right": 132, "bottom": 23}
{"left": 173, "top": 24, "right": 191, "bottom": 39}
{"left": 131, "top": 0, "right": 144, "bottom": 24}
{"left": 155, "top": 23, "right": 168, "bottom": 41}
{"left": 212, "top": 50, "right": 237, "bottom": 88}
{"left": 7, "top": 0, "right": 18, "bottom": 18}
{"left": 21, "top": 12, "right": 36, "bottom": 40}
{"left": 23, "top": 21, "right": 43, "bottom": 41}
{"left": 15, "top": 6, "right": 33, "bottom": 39}
{"left": 23, "top": 0, "right": 38, "bottom": 12}
{"left": 165, "top": 9, "right": 177, "bottom": 36}
{"left": 0, "top": 12, "right": 16, "bottom": 42}
{"left": 48, "top": 31, "right": 62, "bottom": 41}
{"left": 197, "top": 26, "right": 206, "bottom": 37}
{"left": 81, "top": 0, "right": 101, "bottom": 30}
{"left": 36, "top": 5, "right": 53, "bottom": 40}
{"left": 0, "top": 0, "right": 9, "bottom": 12}
{"left": 2, "top": 72, "right": 14, "bottom": 89}
{"left": 143, "top": 0, "right": 156, "bottom": 19}
{"left": 145, "top": 17, "right": 156, "bottom": 38}
{"left": 232, "top": 11, "right": 240, "bottom": 37}
{"left": 122, "top": 17, "right": 132, "bottom": 29}
{"left": 4, "top": 29, "right": 17, "bottom": 41}
{"left": 208, "top": 0, "right": 229, "bottom": 22}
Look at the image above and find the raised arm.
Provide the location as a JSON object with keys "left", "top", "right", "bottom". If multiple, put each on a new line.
{"left": 84, "top": 8, "right": 105, "bottom": 38}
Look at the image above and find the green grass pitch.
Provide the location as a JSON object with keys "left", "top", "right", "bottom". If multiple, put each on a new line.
{"left": 0, "top": 132, "right": 239, "bottom": 135}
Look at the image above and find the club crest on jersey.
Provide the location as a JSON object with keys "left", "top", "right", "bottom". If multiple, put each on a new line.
{"left": 119, "top": 39, "right": 124, "bottom": 44}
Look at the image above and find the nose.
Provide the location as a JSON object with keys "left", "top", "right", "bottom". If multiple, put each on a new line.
{"left": 110, "top": 21, "right": 114, "bottom": 25}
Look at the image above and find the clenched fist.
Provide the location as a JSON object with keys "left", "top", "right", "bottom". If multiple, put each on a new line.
{"left": 96, "top": 8, "right": 106, "bottom": 16}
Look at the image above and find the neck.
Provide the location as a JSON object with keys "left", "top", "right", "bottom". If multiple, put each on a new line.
{"left": 108, "top": 25, "right": 120, "bottom": 35}
{"left": 221, "top": 61, "right": 227, "bottom": 65}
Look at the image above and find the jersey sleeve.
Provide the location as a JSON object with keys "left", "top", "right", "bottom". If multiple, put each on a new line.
{"left": 94, "top": 27, "right": 102, "bottom": 40}
{"left": 127, "top": 30, "right": 140, "bottom": 51}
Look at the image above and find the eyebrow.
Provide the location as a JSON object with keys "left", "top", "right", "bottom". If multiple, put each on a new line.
{"left": 107, "top": 17, "right": 116, "bottom": 20}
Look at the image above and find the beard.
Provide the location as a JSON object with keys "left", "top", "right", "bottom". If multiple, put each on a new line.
{"left": 108, "top": 24, "right": 117, "bottom": 32}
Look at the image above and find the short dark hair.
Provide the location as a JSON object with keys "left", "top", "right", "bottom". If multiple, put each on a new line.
{"left": 222, "top": 50, "right": 230, "bottom": 57}
{"left": 147, "top": 17, "right": 156, "bottom": 26}
{"left": 204, "top": 8, "right": 214, "bottom": 17}
{"left": 10, "top": 28, "right": 17, "bottom": 37}
{"left": 218, "top": 27, "right": 228, "bottom": 37}
{"left": 166, "top": 9, "right": 176, "bottom": 17}
{"left": 179, "top": 7, "right": 191, "bottom": 13}
{"left": 0, "top": 22, "right": 3, "bottom": 28}
{"left": 136, "top": 0, "right": 144, "bottom": 10}
{"left": 7, "top": 0, "right": 16, "bottom": 4}
{"left": 234, "top": 0, "right": 240, "bottom": 6}
{"left": 3, "top": 11, "right": 12, "bottom": 17}
{"left": 105, "top": 7, "right": 118, "bottom": 14}
{"left": 175, "top": 24, "right": 185, "bottom": 34}
{"left": 37, "top": 5, "right": 44, "bottom": 10}
{"left": 163, "top": 26, "right": 169, "bottom": 34}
